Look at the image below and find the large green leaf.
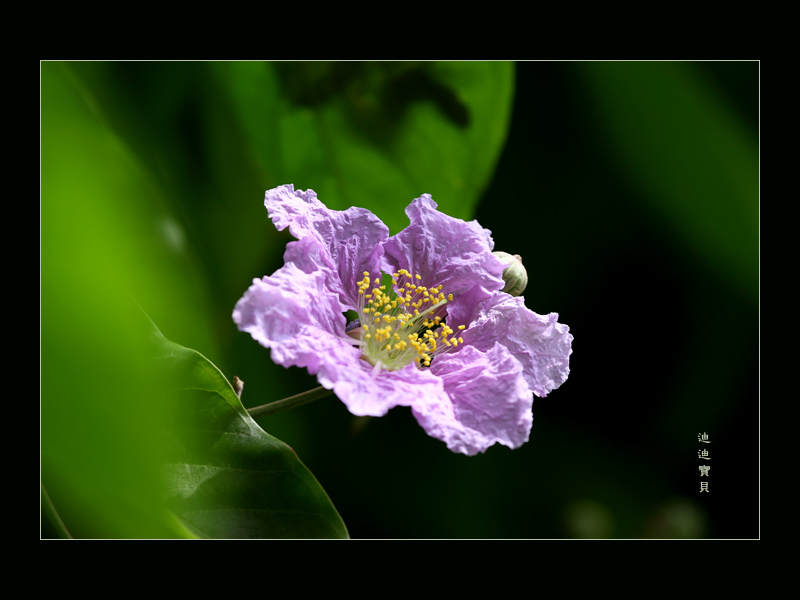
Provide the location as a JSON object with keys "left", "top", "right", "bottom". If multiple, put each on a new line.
{"left": 41, "top": 61, "right": 208, "bottom": 538}
{"left": 213, "top": 61, "right": 515, "bottom": 234}
{"left": 154, "top": 326, "right": 349, "bottom": 539}
{"left": 41, "top": 61, "right": 346, "bottom": 538}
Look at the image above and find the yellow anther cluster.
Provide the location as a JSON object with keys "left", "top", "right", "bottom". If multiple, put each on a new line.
{"left": 355, "top": 270, "right": 466, "bottom": 370}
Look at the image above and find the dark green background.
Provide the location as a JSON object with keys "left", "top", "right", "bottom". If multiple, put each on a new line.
{"left": 41, "top": 61, "right": 758, "bottom": 538}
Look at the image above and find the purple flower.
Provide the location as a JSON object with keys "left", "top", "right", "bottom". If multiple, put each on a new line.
{"left": 233, "top": 185, "right": 573, "bottom": 455}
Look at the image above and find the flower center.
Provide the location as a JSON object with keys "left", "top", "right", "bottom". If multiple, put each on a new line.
{"left": 353, "top": 270, "right": 465, "bottom": 371}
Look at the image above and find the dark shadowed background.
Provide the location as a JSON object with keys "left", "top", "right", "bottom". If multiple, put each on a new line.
{"left": 41, "top": 60, "right": 758, "bottom": 539}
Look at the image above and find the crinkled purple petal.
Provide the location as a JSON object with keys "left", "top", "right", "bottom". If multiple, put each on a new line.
{"left": 281, "top": 236, "right": 350, "bottom": 313}
{"left": 316, "top": 357, "right": 447, "bottom": 418}
{"left": 412, "top": 343, "right": 533, "bottom": 456}
{"left": 265, "top": 184, "right": 389, "bottom": 308}
{"left": 381, "top": 194, "right": 506, "bottom": 319}
{"left": 461, "top": 292, "right": 573, "bottom": 398}
{"left": 232, "top": 261, "right": 357, "bottom": 373}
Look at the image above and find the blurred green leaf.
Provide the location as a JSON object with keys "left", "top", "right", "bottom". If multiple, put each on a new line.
{"left": 41, "top": 61, "right": 211, "bottom": 538}
{"left": 154, "top": 326, "right": 348, "bottom": 539}
{"left": 576, "top": 61, "right": 758, "bottom": 298}
{"left": 213, "top": 61, "right": 515, "bottom": 234}
{"left": 60, "top": 61, "right": 273, "bottom": 337}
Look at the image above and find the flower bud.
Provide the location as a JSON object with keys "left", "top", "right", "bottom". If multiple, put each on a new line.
{"left": 493, "top": 252, "right": 528, "bottom": 296}
{"left": 232, "top": 376, "right": 244, "bottom": 399}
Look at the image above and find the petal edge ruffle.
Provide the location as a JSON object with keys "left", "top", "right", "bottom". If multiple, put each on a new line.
{"left": 461, "top": 293, "right": 573, "bottom": 398}
{"left": 415, "top": 343, "right": 533, "bottom": 456}
{"left": 266, "top": 185, "right": 389, "bottom": 308}
{"left": 381, "top": 194, "right": 506, "bottom": 316}
{"left": 232, "top": 261, "right": 355, "bottom": 373}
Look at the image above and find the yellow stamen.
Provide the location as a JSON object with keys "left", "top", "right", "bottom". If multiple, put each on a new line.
{"left": 354, "top": 270, "right": 462, "bottom": 371}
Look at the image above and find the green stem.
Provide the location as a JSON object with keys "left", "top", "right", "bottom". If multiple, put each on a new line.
{"left": 246, "top": 385, "right": 335, "bottom": 419}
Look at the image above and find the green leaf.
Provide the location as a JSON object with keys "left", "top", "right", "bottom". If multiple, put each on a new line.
{"left": 41, "top": 61, "right": 207, "bottom": 538}
{"left": 41, "top": 62, "right": 344, "bottom": 539}
{"left": 153, "top": 325, "right": 349, "bottom": 539}
{"left": 213, "top": 61, "right": 515, "bottom": 234}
